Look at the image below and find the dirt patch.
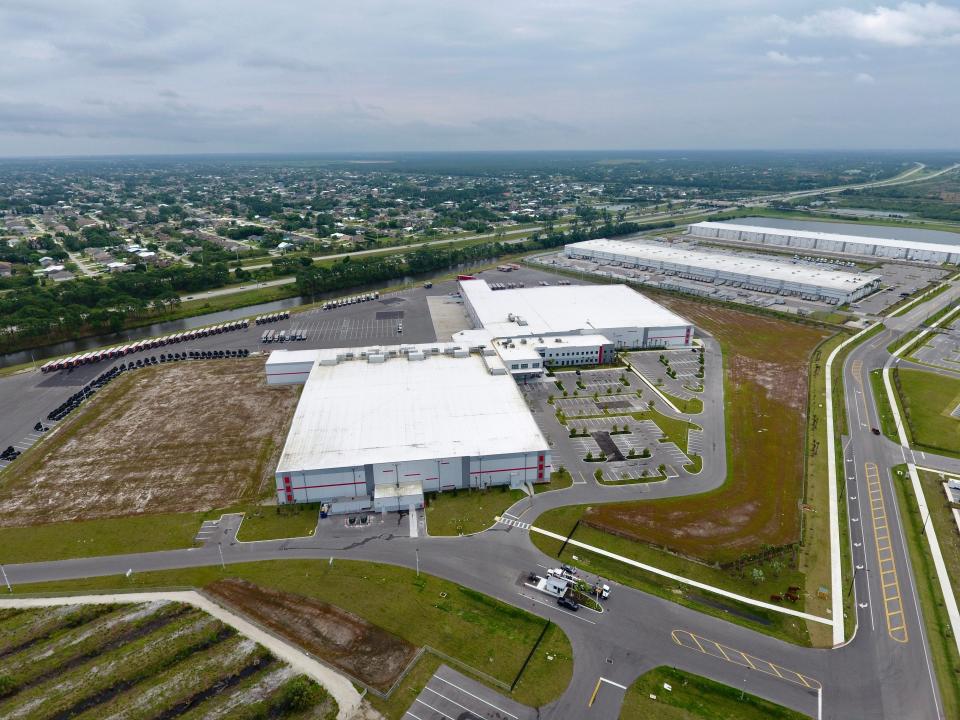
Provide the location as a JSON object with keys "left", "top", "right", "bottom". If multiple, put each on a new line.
{"left": 585, "top": 301, "right": 830, "bottom": 564}
{"left": 205, "top": 578, "right": 417, "bottom": 692}
{"left": 0, "top": 359, "right": 299, "bottom": 527}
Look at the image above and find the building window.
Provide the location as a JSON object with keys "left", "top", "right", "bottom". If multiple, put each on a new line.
{"left": 511, "top": 363, "right": 519, "bottom": 369}
{"left": 520, "top": 363, "right": 528, "bottom": 369}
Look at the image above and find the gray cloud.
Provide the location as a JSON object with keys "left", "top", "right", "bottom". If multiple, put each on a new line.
{"left": 0, "top": 1, "right": 955, "bottom": 154}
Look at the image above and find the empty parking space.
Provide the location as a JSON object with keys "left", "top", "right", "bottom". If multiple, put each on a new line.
{"left": 625, "top": 349, "right": 706, "bottom": 401}
{"left": 405, "top": 666, "right": 536, "bottom": 720}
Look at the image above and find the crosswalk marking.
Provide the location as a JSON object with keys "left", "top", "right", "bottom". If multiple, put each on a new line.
{"left": 496, "top": 516, "right": 530, "bottom": 530}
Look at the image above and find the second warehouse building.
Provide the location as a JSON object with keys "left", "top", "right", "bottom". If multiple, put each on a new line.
{"left": 566, "top": 238, "right": 881, "bottom": 304}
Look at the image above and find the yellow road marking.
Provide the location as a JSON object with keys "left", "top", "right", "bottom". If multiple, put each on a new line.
{"left": 588, "top": 678, "right": 602, "bottom": 707}
{"left": 865, "top": 462, "right": 909, "bottom": 644}
{"left": 670, "top": 630, "right": 821, "bottom": 690}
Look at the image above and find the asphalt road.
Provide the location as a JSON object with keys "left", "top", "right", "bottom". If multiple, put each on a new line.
{"left": 2, "top": 268, "right": 959, "bottom": 719}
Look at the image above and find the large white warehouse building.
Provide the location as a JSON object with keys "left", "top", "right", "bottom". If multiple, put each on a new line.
{"left": 565, "top": 238, "right": 882, "bottom": 304}
{"left": 688, "top": 221, "right": 960, "bottom": 265}
{"left": 458, "top": 277, "right": 693, "bottom": 350}
{"left": 267, "top": 344, "right": 550, "bottom": 513}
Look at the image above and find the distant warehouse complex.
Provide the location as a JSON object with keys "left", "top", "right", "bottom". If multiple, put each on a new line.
{"left": 688, "top": 221, "right": 960, "bottom": 265}
{"left": 565, "top": 238, "right": 881, "bottom": 304}
{"left": 266, "top": 280, "right": 694, "bottom": 511}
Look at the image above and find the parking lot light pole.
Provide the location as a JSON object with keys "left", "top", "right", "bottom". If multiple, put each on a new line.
{"left": 1, "top": 564, "right": 11, "bottom": 592}
{"left": 416, "top": 547, "right": 420, "bottom": 578}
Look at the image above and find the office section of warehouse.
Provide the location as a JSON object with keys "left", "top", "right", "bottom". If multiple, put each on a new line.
{"left": 268, "top": 344, "right": 551, "bottom": 513}
{"left": 566, "top": 238, "right": 882, "bottom": 304}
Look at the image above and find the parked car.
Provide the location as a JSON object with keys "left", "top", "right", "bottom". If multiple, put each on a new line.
{"left": 557, "top": 595, "right": 579, "bottom": 611}
{"left": 871, "top": 427, "right": 881, "bottom": 436}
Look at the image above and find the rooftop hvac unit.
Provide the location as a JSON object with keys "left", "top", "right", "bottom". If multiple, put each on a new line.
{"left": 408, "top": 350, "right": 425, "bottom": 361}
{"left": 368, "top": 354, "right": 385, "bottom": 363}
{"left": 453, "top": 348, "right": 469, "bottom": 358}
{"left": 320, "top": 357, "right": 339, "bottom": 366}
{"left": 520, "top": 338, "right": 527, "bottom": 344}
{"left": 482, "top": 347, "right": 495, "bottom": 356}
{"left": 507, "top": 313, "right": 516, "bottom": 322}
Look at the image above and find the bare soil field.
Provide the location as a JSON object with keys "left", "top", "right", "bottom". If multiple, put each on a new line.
{"left": 0, "top": 359, "right": 299, "bottom": 527}
{"left": 586, "top": 300, "right": 830, "bottom": 564}
{"left": 206, "top": 578, "right": 418, "bottom": 692}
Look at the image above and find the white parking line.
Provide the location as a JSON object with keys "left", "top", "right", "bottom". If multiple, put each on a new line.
{"left": 600, "top": 677, "right": 628, "bottom": 690}
{"left": 414, "top": 698, "right": 453, "bottom": 719}
{"left": 434, "top": 674, "right": 518, "bottom": 718}
{"left": 404, "top": 711, "right": 427, "bottom": 720}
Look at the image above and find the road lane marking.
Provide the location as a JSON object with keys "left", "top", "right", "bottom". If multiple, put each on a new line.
{"left": 517, "top": 592, "right": 597, "bottom": 624}
{"left": 865, "top": 462, "right": 908, "bottom": 644}
{"left": 671, "top": 630, "right": 821, "bottom": 690}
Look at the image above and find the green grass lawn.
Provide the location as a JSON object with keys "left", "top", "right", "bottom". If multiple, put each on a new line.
{"left": 0, "top": 512, "right": 205, "bottom": 564}
{"left": 425, "top": 473, "right": 573, "bottom": 536}
{"left": 890, "top": 466, "right": 960, "bottom": 720}
{"left": 425, "top": 487, "right": 526, "bottom": 536}
{"left": 619, "top": 666, "right": 807, "bottom": 720}
{"left": 10, "top": 559, "right": 573, "bottom": 711}
{"left": 529, "top": 505, "right": 811, "bottom": 647}
{"left": 870, "top": 369, "right": 901, "bottom": 442}
{"left": 235, "top": 503, "right": 320, "bottom": 542}
{"left": 660, "top": 390, "right": 704, "bottom": 415}
{"left": 895, "top": 368, "right": 960, "bottom": 458}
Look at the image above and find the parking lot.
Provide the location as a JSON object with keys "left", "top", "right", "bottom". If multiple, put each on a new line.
{"left": 911, "top": 315, "right": 960, "bottom": 373}
{"left": 625, "top": 347, "right": 705, "bottom": 403}
{"left": 404, "top": 665, "right": 537, "bottom": 720}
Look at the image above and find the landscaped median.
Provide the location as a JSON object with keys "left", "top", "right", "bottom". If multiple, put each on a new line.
{"left": 619, "top": 666, "right": 808, "bottom": 720}
{"left": 8, "top": 559, "right": 574, "bottom": 716}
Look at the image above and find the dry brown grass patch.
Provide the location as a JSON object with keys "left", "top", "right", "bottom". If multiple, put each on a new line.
{"left": 0, "top": 359, "right": 299, "bottom": 526}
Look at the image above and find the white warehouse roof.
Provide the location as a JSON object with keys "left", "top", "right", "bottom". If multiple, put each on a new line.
{"left": 568, "top": 238, "right": 881, "bottom": 292}
{"left": 459, "top": 278, "right": 688, "bottom": 336}
{"left": 276, "top": 349, "right": 549, "bottom": 473}
{"left": 690, "top": 221, "right": 960, "bottom": 256}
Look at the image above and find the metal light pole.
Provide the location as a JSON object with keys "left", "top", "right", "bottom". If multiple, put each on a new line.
{"left": 0, "top": 564, "right": 11, "bottom": 593}
{"left": 416, "top": 547, "right": 420, "bottom": 578}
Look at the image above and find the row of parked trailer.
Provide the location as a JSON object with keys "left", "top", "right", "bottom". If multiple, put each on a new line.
{"left": 255, "top": 312, "right": 290, "bottom": 325}
{"left": 322, "top": 292, "right": 379, "bottom": 310}
{"left": 261, "top": 329, "right": 306, "bottom": 343}
{"left": 39, "top": 320, "right": 250, "bottom": 373}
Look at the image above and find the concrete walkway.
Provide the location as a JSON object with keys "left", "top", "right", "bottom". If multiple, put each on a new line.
{"left": 0, "top": 591, "right": 363, "bottom": 720}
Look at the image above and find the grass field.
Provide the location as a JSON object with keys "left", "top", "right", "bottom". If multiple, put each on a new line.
{"left": 207, "top": 578, "right": 417, "bottom": 692}
{"left": 661, "top": 390, "right": 704, "bottom": 415}
{"left": 619, "top": 666, "right": 807, "bottom": 720}
{"left": 890, "top": 465, "right": 960, "bottom": 720}
{"left": 530, "top": 505, "right": 811, "bottom": 646}
{"left": 895, "top": 368, "right": 960, "bottom": 458}
{"left": 10, "top": 559, "right": 574, "bottom": 710}
{"left": 0, "top": 360, "right": 299, "bottom": 528}
{"left": 583, "top": 300, "right": 831, "bottom": 565}
{"left": 235, "top": 503, "right": 320, "bottom": 542}
{"left": 0, "top": 601, "right": 336, "bottom": 719}
{"left": 425, "top": 473, "right": 573, "bottom": 536}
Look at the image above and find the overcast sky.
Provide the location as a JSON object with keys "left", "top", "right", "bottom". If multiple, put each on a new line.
{"left": 0, "top": 0, "right": 958, "bottom": 156}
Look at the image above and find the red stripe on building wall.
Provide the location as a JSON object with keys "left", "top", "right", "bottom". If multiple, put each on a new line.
{"left": 469, "top": 465, "right": 539, "bottom": 475}
{"left": 281, "top": 480, "right": 365, "bottom": 490}
{"left": 403, "top": 473, "right": 421, "bottom": 477}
